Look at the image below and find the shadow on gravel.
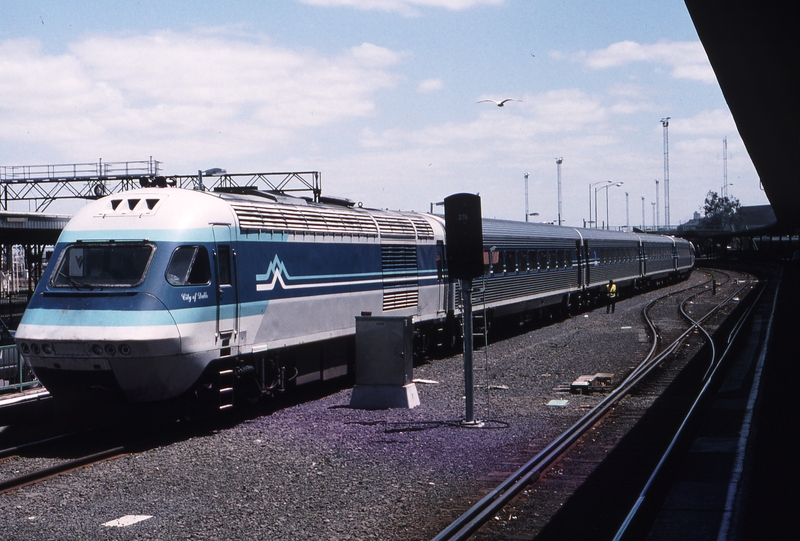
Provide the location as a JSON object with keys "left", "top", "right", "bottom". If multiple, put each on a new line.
{"left": 1, "top": 376, "right": 355, "bottom": 461}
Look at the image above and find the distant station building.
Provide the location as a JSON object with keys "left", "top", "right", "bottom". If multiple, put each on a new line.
{"left": 0, "top": 212, "right": 71, "bottom": 323}
{"left": 677, "top": 204, "right": 799, "bottom": 259}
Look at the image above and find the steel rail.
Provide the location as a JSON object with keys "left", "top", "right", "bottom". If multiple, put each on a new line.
{"left": 0, "top": 445, "right": 126, "bottom": 494}
{"left": 612, "top": 275, "right": 760, "bottom": 540}
{"left": 0, "top": 431, "right": 85, "bottom": 459}
{"left": 432, "top": 272, "right": 734, "bottom": 541}
{"left": 433, "top": 269, "right": 749, "bottom": 540}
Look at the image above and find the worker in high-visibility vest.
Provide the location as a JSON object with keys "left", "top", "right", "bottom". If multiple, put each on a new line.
{"left": 606, "top": 279, "right": 617, "bottom": 314}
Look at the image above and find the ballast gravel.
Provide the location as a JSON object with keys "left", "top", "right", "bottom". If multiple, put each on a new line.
{"left": 1, "top": 271, "right": 717, "bottom": 540}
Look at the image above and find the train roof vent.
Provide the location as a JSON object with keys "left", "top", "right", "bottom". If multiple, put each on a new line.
{"left": 374, "top": 216, "right": 417, "bottom": 239}
{"left": 408, "top": 216, "right": 435, "bottom": 240}
{"left": 107, "top": 197, "right": 162, "bottom": 215}
{"left": 231, "top": 202, "right": 379, "bottom": 236}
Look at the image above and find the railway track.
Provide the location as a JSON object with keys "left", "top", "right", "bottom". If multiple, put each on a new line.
{"left": 0, "top": 443, "right": 127, "bottom": 494}
{"left": 0, "top": 407, "right": 218, "bottom": 496}
{"left": 0, "top": 422, "right": 131, "bottom": 494}
{"left": 433, "top": 268, "right": 760, "bottom": 541}
{"left": 0, "top": 385, "right": 320, "bottom": 499}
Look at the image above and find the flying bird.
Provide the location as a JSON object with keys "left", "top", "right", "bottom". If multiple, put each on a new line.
{"left": 477, "top": 98, "right": 521, "bottom": 107}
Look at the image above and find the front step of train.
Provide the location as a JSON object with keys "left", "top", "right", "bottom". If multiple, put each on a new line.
{"left": 217, "top": 368, "right": 235, "bottom": 411}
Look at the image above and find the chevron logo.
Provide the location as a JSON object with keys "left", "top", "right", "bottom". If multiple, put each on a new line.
{"left": 255, "top": 255, "right": 293, "bottom": 291}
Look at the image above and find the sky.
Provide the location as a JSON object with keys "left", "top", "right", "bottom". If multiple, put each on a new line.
{"left": 0, "top": 0, "right": 769, "bottom": 227}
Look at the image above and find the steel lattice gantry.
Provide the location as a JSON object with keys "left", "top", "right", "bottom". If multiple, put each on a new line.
{"left": 0, "top": 160, "right": 322, "bottom": 314}
{"left": 0, "top": 159, "right": 322, "bottom": 211}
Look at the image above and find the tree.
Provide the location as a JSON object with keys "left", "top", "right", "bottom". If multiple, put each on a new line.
{"left": 702, "top": 190, "right": 741, "bottom": 229}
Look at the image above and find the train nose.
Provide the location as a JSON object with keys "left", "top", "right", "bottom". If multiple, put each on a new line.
{"left": 14, "top": 292, "right": 191, "bottom": 402}
{"left": 15, "top": 314, "right": 184, "bottom": 402}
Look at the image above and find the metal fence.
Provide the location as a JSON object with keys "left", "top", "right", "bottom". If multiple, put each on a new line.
{"left": 0, "top": 344, "right": 37, "bottom": 393}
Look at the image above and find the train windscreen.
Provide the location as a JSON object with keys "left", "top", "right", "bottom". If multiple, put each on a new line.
{"left": 51, "top": 243, "right": 155, "bottom": 288}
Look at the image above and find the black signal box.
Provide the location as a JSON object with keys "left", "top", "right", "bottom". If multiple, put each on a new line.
{"left": 444, "top": 193, "right": 483, "bottom": 280}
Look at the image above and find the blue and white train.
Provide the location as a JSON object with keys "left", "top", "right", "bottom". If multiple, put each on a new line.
{"left": 14, "top": 186, "right": 693, "bottom": 409}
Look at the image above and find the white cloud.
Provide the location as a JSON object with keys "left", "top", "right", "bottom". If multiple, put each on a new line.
{"left": 297, "top": 0, "right": 504, "bottom": 17}
{"left": 417, "top": 78, "right": 444, "bottom": 93}
{"left": 670, "top": 109, "right": 738, "bottom": 135}
{"left": 0, "top": 32, "right": 762, "bottom": 222}
{"left": 356, "top": 88, "right": 610, "bottom": 158}
{"left": 569, "top": 40, "right": 717, "bottom": 84}
{"left": 0, "top": 32, "right": 402, "bottom": 165}
{"left": 349, "top": 42, "right": 407, "bottom": 67}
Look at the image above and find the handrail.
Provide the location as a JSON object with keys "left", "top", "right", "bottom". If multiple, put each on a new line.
{"left": 0, "top": 344, "right": 38, "bottom": 394}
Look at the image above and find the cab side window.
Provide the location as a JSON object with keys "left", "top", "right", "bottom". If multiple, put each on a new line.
{"left": 166, "top": 246, "right": 211, "bottom": 286}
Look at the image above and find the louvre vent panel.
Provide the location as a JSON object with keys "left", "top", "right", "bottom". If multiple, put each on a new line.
{"left": 381, "top": 244, "right": 419, "bottom": 311}
{"left": 374, "top": 216, "right": 416, "bottom": 239}
{"left": 409, "top": 217, "right": 435, "bottom": 239}
{"left": 230, "top": 201, "right": 436, "bottom": 241}
{"left": 231, "top": 203, "right": 379, "bottom": 236}
{"left": 381, "top": 245, "right": 418, "bottom": 272}
{"left": 382, "top": 288, "right": 419, "bottom": 311}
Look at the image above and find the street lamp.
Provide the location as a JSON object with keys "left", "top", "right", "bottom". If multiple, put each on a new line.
{"left": 625, "top": 192, "right": 629, "bottom": 232}
{"left": 589, "top": 180, "right": 613, "bottom": 229}
{"left": 197, "top": 167, "right": 227, "bottom": 191}
{"left": 641, "top": 196, "right": 645, "bottom": 230}
{"left": 651, "top": 201, "right": 656, "bottom": 228}
{"left": 655, "top": 179, "right": 660, "bottom": 230}
{"left": 720, "top": 183, "right": 733, "bottom": 198}
{"left": 556, "top": 158, "right": 563, "bottom": 226}
{"left": 605, "top": 182, "right": 623, "bottom": 230}
{"left": 524, "top": 172, "right": 529, "bottom": 222}
{"left": 596, "top": 181, "right": 623, "bottom": 230}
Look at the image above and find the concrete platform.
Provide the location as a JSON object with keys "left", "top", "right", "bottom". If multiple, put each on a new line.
{"left": 645, "top": 262, "right": 797, "bottom": 540}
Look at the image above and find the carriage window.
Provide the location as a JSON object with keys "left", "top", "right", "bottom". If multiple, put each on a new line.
{"left": 485, "top": 250, "right": 500, "bottom": 275}
{"left": 557, "top": 250, "right": 565, "bottom": 268}
{"left": 52, "top": 243, "right": 155, "bottom": 288}
{"left": 539, "top": 250, "right": 548, "bottom": 270}
{"left": 549, "top": 250, "right": 557, "bottom": 269}
{"left": 518, "top": 250, "right": 528, "bottom": 271}
{"left": 504, "top": 251, "right": 517, "bottom": 273}
{"left": 492, "top": 251, "right": 504, "bottom": 274}
{"left": 166, "top": 246, "right": 211, "bottom": 286}
{"left": 565, "top": 250, "right": 573, "bottom": 268}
